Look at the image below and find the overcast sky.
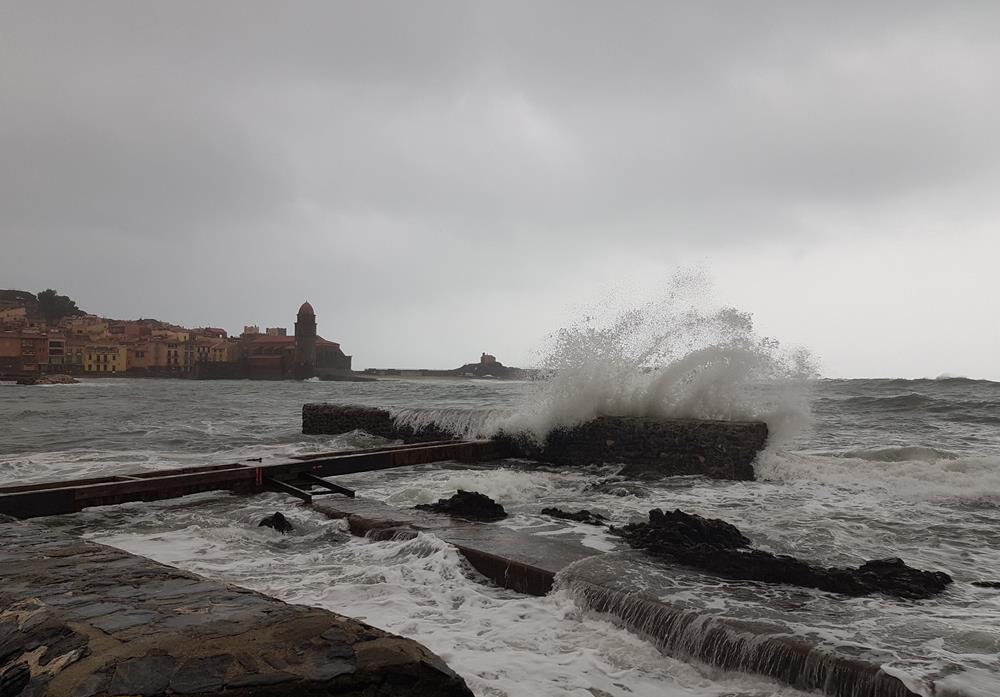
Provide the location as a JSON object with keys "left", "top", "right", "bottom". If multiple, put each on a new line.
{"left": 2, "top": 2, "right": 998, "bottom": 378}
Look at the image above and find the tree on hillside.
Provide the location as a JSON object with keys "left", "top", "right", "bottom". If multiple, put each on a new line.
{"left": 37, "top": 289, "right": 85, "bottom": 323}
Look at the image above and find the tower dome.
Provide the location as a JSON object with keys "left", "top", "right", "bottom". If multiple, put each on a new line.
{"left": 297, "top": 301, "right": 315, "bottom": 317}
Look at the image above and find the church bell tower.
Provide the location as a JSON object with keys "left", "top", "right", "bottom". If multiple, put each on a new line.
{"left": 294, "top": 301, "right": 317, "bottom": 379}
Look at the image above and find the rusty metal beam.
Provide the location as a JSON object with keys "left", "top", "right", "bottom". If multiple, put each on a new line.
{"left": 264, "top": 477, "right": 313, "bottom": 503}
{"left": 298, "top": 472, "right": 355, "bottom": 498}
{"left": 0, "top": 440, "right": 501, "bottom": 519}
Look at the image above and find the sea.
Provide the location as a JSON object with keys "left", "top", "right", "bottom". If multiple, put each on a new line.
{"left": 2, "top": 374, "right": 999, "bottom": 697}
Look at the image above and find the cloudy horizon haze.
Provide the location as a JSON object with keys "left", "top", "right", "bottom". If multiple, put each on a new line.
{"left": 3, "top": 2, "right": 999, "bottom": 379}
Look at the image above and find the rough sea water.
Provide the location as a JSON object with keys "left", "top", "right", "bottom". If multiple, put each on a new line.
{"left": 3, "top": 376, "right": 999, "bottom": 697}
{"left": 3, "top": 291, "right": 999, "bottom": 697}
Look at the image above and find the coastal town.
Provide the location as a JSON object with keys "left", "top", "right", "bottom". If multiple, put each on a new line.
{"left": 0, "top": 289, "right": 532, "bottom": 382}
{"left": 0, "top": 289, "right": 352, "bottom": 381}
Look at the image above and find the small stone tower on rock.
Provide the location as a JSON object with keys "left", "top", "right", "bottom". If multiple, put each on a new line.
{"left": 294, "top": 301, "right": 317, "bottom": 379}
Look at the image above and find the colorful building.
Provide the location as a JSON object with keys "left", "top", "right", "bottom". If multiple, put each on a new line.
{"left": 82, "top": 345, "right": 126, "bottom": 373}
{"left": 0, "top": 331, "right": 51, "bottom": 375}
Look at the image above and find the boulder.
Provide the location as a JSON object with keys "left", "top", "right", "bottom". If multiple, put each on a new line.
{"left": 258, "top": 511, "right": 295, "bottom": 534}
{"left": 415, "top": 491, "right": 507, "bottom": 521}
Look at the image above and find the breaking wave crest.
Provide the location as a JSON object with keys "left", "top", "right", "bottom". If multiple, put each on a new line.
{"left": 503, "top": 273, "right": 816, "bottom": 445}
{"left": 390, "top": 274, "right": 816, "bottom": 446}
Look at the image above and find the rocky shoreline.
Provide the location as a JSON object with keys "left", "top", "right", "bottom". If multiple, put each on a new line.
{"left": 14, "top": 373, "right": 78, "bottom": 385}
{"left": 612, "top": 508, "right": 953, "bottom": 599}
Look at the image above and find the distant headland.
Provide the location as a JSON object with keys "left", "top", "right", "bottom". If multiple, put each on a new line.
{"left": 0, "top": 289, "right": 533, "bottom": 382}
{"left": 363, "top": 353, "right": 538, "bottom": 381}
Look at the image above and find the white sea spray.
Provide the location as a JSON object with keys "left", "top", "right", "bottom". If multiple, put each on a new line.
{"left": 502, "top": 272, "right": 817, "bottom": 445}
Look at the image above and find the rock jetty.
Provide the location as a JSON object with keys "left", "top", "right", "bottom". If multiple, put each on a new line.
{"left": 15, "top": 374, "right": 78, "bottom": 385}
{"left": 613, "top": 508, "right": 952, "bottom": 599}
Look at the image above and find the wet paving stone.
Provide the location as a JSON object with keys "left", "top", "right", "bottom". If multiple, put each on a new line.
{"left": 0, "top": 515, "right": 473, "bottom": 697}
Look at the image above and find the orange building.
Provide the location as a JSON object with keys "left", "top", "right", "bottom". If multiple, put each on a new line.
{"left": 0, "top": 331, "right": 51, "bottom": 376}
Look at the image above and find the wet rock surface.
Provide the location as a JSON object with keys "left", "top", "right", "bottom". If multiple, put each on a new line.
{"left": 540, "top": 508, "right": 608, "bottom": 525}
{"left": 0, "top": 515, "right": 473, "bottom": 697}
{"left": 415, "top": 490, "right": 507, "bottom": 521}
{"left": 612, "top": 508, "right": 952, "bottom": 599}
{"left": 258, "top": 511, "right": 294, "bottom": 534}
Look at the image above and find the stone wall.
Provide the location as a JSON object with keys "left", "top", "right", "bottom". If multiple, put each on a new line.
{"left": 302, "top": 404, "right": 455, "bottom": 442}
{"left": 302, "top": 404, "right": 768, "bottom": 481}
{"left": 0, "top": 515, "right": 472, "bottom": 697}
{"left": 497, "top": 416, "right": 767, "bottom": 481}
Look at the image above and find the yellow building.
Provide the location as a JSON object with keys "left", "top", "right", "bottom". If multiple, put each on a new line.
{"left": 83, "top": 345, "right": 127, "bottom": 373}
{"left": 208, "top": 339, "right": 236, "bottom": 362}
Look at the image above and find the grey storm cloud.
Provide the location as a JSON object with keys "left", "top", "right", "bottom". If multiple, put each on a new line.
{"left": 2, "top": 2, "right": 999, "bottom": 376}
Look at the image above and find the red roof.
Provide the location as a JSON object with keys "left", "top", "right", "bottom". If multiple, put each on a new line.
{"left": 242, "top": 334, "right": 339, "bottom": 348}
{"left": 298, "top": 302, "right": 315, "bottom": 317}
{"left": 243, "top": 335, "right": 294, "bottom": 344}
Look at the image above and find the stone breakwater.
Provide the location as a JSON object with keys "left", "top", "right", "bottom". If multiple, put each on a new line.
{"left": 496, "top": 416, "right": 767, "bottom": 481}
{"left": 0, "top": 515, "right": 472, "bottom": 697}
{"left": 301, "top": 404, "right": 768, "bottom": 480}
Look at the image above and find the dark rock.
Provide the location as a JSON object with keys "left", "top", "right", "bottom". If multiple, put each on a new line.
{"left": 258, "top": 512, "right": 294, "bottom": 534}
{"left": 540, "top": 508, "right": 608, "bottom": 526}
{"left": 611, "top": 508, "right": 750, "bottom": 551}
{"left": 416, "top": 491, "right": 507, "bottom": 521}
{"left": 612, "top": 508, "right": 952, "bottom": 599}
{"left": 0, "top": 663, "right": 30, "bottom": 697}
{"left": 972, "top": 580, "right": 1000, "bottom": 589}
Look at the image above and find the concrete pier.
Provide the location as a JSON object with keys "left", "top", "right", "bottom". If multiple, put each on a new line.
{"left": 301, "top": 404, "right": 769, "bottom": 480}
{"left": 497, "top": 416, "right": 768, "bottom": 480}
{"left": 0, "top": 515, "right": 472, "bottom": 697}
{"left": 312, "top": 497, "right": 598, "bottom": 596}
